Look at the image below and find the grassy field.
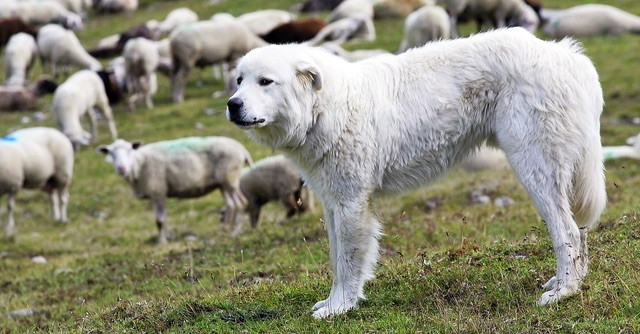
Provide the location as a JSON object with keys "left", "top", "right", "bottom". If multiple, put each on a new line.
{"left": 1, "top": 0, "right": 639, "bottom": 332}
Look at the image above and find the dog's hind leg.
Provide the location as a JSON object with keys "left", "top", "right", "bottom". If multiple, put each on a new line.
{"left": 312, "top": 201, "right": 381, "bottom": 319}
{"left": 498, "top": 134, "right": 584, "bottom": 305}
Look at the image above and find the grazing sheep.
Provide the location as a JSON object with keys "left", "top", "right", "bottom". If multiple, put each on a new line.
{"left": 237, "top": 9, "right": 297, "bottom": 36}
{"left": 308, "top": 14, "right": 376, "bottom": 46}
{"left": 4, "top": 32, "right": 38, "bottom": 87}
{"left": 236, "top": 155, "right": 315, "bottom": 229}
{"left": 95, "top": 0, "right": 138, "bottom": 13}
{"left": 260, "top": 18, "right": 327, "bottom": 44}
{"left": 123, "top": 37, "right": 161, "bottom": 109}
{"left": 97, "top": 137, "right": 253, "bottom": 242}
{"left": 327, "top": 0, "right": 374, "bottom": 23}
{"left": 397, "top": 5, "right": 450, "bottom": 53}
{"left": 169, "top": 20, "right": 267, "bottom": 103}
{"left": 442, "top": 0, "right": 539, "bottom": 37}
{"left": 89, "top": 23, "right": 154, "bottom": 59}
{"left": 0, "top": 77, "right": 58, "bottom": 111}
{"left": 53, "top": 70, "right": 117, "bottom": 150}
{"left": 154, "top": 7, "right": 199, "bottom": 37}
{"left": 37, "top": 24, "right": 102, "bottom": 77}
{"left": 542, "top": 4, "right": 640, "bottom": 38}
{"left": 0, "top": 18, "right": 38, "bottom": 48}
{"left": 0, "top": 0, "right": 84, "bottom": 31}
{"left": 320, "top": 42, "right": 390, "bottom": 61}
{"left": 0, "top": 127, "right": 74, "bottom": 240}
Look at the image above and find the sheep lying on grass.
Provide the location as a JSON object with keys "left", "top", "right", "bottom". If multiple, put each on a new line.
{"left": 0, "top": 127, "right": 74, "bottom": 240}
{"left": 37, "top": 24, "right": 102, "bottom": 77}
{"left": 4, "top": 32, "right": 39, "bottom": 86}
{"left": 603, "top": 133, "right": 640, "bottom": 160}
{"left": 53, "top": 70, "right": 118, "bottom": 150}
{"left": 442, "top": 0, "right": 538, "bottom": 37}
{"left": 231, "top": 155, "right": 315, "bottom": 230}
{"left": 169, "top": 20, "right": 267, "bottom": 102}
{"left": 397, "top": 5, "right": 450, "bottom": 53}
{"left": 98, "top": 137, "right": 254, "bottom": 242}
{"left": 542, "top": 4, "right": 640, "bottom": 38}
{"left": 0, "top": 77, "right": 58, "bottom": 111}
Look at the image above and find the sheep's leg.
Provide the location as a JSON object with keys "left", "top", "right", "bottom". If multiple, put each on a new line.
{"left": 86, "top": 108, "right": 99, "bottom": 143}
{"left": 142, "top": 75, "right": 153, "bottom": 109}
{"left": 101, "top": 105, "right": 118, "bottom": 140}
{"left": 59, "top": 186, "right": 69, "bottom": 223}
{"left": 5, "top": 194, "right": 16, "bottom": 240}
{"left": 279, "top": 195, "right": 299, "bottom": 225}
{"left": 48, "top": 188, "right": 61, "bottom": 221}
{"left": 248, "top": 204, "right": 261, "bottom": 228}
{"left": 153, "top": 197, "right": 168, "bottom": 244}
{"left": 171, "top": 63, "right": 189, "bottom": 103}
{"left": 222, "top": 189, "right": 240, "bottom": 236}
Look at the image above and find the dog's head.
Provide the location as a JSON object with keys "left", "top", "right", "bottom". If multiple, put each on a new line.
{"left": 227, "top": 44, "right": 323, "bottom": 149}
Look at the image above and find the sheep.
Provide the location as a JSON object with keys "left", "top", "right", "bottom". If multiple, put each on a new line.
{"left": 0, "top": 0, "right": 84, "bottom": 31}
{"left": 0, "top": 17, "right": 38, "bottom": 48}
{"left": 235, "top": 155, "right": 315, "bottom": 230}
{"left": 237, "top": 9, "right": 297, "bottom": 36}
{"left": 542, "top": 4, "right": 640, "bottom": 38}
{"left": 327, "top": 0, "right": 374, "bottom": 23}
{"left": 122, "top": 37, "right": 160, "bottom": 109}
{"left": 260, "top": 18, "right": 327, "bottom": 44}
{"left": 53, "top": 0, "right": 92, "bottom": 14}
{"left": 441, "top": 0, "right": 539, "bottom": 37}
{"left": 169, "top": 20, "right": 267, "bottom": 103}
{"left": 53, "top": 70, "right": 118, "bottom": 150}
{"left": 95, "top": 0, "right": 138, "bottom": 13}
{"left": 602, "top": 133, "right": 640, "bottom": 161}
{"left": 308, "top": 14, "right": 376, "bottom": 46}
{"left": 89, "top": 23, "right": 154, "bottom": 59}
{"left": 0, "top": 127, "right": 74, "bottom": 240}
{"left": 397, "top": 5, "right": 450, "bottom": 53}
{"left": 300, "top": 0, "right": 344, "bottom": 13}
{"left": 4, "top": 32, "right": 38, "bottom": 87}
{"left": 37, "top": 24, "right": 102, "bottom": 77}
{"left": 154, "top": 7, "right": 199, "bottom": 37}
{"left": 97, "top": 137, "right": 254, "bottom": 242}
{"left": 0, "top": 77, "right": 59, "bottom": 111}
{"left": 320, "top": 42, "right": 390, "bottom": 61}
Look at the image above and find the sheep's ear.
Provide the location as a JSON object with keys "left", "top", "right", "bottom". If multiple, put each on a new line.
{"left": 97, "top": 145, "right": 109, "bottom": 155}
{"left": 132, "top": 141, "right": 144, "bottom": 150}
{"left": 296, "top": 62, "right": 322, "bottom": 91}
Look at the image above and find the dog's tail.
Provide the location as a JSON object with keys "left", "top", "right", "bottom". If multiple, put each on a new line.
{"left": 570, "top": 134, "right": 607, "bottom": 230}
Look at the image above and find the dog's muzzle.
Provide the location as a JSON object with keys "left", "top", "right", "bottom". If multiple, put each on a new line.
{"left": 226, "top": 97, "right": 266, "bottom": 128}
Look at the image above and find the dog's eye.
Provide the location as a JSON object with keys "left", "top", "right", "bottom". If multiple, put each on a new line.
{"left": 259, "top": 78, "right": 273, "bottom": 86}
{"left": 236, "top": 77, "right": 243, "bottom": 85}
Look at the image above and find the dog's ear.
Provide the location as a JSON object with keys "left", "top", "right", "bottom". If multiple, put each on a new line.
{"left": 296, "top": 62, "right": 322, "bottom": 91}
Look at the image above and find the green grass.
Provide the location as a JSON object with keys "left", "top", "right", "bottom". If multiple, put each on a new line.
{"left": 1, "top": 0, "right": 640, "bottom": 332}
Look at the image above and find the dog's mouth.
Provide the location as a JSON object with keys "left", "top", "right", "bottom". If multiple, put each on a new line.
{"left": 233, "top": 118, "right": 266, "bottom": 129}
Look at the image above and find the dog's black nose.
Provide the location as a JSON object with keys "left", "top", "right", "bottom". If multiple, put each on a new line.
{"left": 227, "top": 97, "right": 243, "bottom": 116}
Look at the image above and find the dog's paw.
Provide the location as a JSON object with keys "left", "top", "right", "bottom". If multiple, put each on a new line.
{"left": 537, "top": 284, "right": 579, "bottom": 306}
{"left": 542, "top": 276, "right": 557, "bottom": 290}
{"left": 311, "top": 298, "right": 357, "bottom": 319}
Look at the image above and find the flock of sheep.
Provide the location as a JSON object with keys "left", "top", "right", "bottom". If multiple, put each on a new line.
{"left": 1, "top": 0, "right": 639, "bottom": 243}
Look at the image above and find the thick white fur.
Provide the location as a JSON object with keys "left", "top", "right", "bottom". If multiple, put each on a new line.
{"left": 227, "top": 28, "right": 606, "bottom": 318}
{"left": 4, "top": 32, "right": 38, "bottom": 86}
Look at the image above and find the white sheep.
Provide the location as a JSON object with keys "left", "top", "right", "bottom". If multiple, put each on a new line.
{"left": 441, "top": 0, "right": 538, "bottom": 37}
{"left": 397, "top": 5, "right": 450, "bottom": 53}
{"left": 123, "top": 37, "right": 161, "bottom": 110}
{"left": 308, "top": 14, "right": 376, "bottom": 46}
{"left": 4, "top": 32, "right": 38, "bottom": 86}
{"left": 0, "top": 127, "right": 74, "bottom": 240}
{"left": 37, "top": 24, "right": 102, "bottom": 77}
{"left": 236, "top": 155, "right": 315, "bottom": 230}
{"left": 0, "top": 0, "right": 84, "bottom": 30}
{"left": 327, "top": 0, "right": 374, "bottom": 23}
{"left": 237, "top": 9, "right": 297, "bottom": 36}
{"left": 97, "top": 137, "right": 254, "bottom": 242}
{"left": 169, "top": 20, "right": 267, "bottom": 103}
{"left": 95, "top": 0, "right": 138, "bottom": 13}
{"left": 154, "top": 7, "right": 199, "bottom": 37}
{"left": 542, "top": 4, "right": 640, "bottom": 38}
{"left": 53, "top": 70, "right": 117, "bottom": 150}
{"left": 602, "top": 133, "right": 640, "bottom": 161}
{"left": 53, "top": 0, "right": 92, "bottom": 14}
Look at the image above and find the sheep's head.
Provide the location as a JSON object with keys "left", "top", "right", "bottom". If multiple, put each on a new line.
{"left": 97, "top": 139, "right": 144, "bottom": 182}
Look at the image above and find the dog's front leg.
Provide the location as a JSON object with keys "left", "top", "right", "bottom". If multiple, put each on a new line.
{"left": 312, "top": 201, "right": 380, "bottom": 319}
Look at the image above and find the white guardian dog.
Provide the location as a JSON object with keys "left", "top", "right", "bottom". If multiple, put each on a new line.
{"left": 226, "top": 27, "right": 606, "bottom": 319}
